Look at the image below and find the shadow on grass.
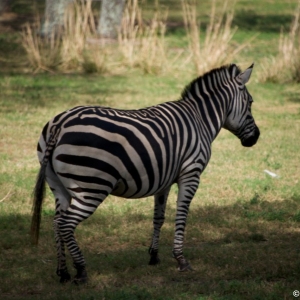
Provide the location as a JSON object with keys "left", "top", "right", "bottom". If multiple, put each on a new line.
{"left": 166, "top": 10, "right": 293, "bottom": 35}
{"left": 0, "top": 73, "right": 133, "bottom": 112}
{"left": 284, "top": 90, "right": 300, "bottom": 104}
{"left": 233, "top": 10, "right": 293, "bottom": 32}
{"left": 1, "top": 196, "right": 300, "bottom": 299}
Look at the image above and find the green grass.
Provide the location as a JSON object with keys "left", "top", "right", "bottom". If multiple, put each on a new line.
{"left": 1, "top": 0, "right": 300, "bottom": 299}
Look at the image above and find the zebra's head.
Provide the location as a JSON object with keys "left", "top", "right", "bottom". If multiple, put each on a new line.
{"left": 223, "top": 64, "right": 260, "bottom": 147}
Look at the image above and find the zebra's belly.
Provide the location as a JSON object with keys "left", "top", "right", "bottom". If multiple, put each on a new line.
{"left": 110, "top": 176, "right": 172, "bottom": 199}
{"left": 51, "top": 133, "right": 179, "bottom": 199}
{"left": 52, "top": 148, "right": 174, "bottom": 200}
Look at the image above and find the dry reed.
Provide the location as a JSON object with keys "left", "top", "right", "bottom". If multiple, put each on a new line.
{"left": 22, "top": 0, "right": 249, "bottom": 75}
{"left": 60, "top": 0, "right": 95, "bottom": 71}
{"left": 21, "top": 21, "right": 61, "bottom": 72}
{"left": 21, "top": 0, "right": 108, "bottom": 73}
{"left": 118, "top": 0, "right": 168, "bottom": 74}
{"left": 22, "top": 0, "right": 167, "bottom": 74}
{"left": 181, "top": 0, "right": 249, "bottom": 75}
{"left": 260, "top": 0, "right": 300, "bottom": 83}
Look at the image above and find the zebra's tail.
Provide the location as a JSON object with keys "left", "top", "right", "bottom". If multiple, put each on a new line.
{"left": 31, "top": 160, "right": 47, "bottom": 245}
{"left": 31, "top": 128, "right": 59, "bottom": 245}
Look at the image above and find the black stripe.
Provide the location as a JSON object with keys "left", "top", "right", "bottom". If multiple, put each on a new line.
{"left": 60, "top": 124, "right": 157, "bottom": 195}
{"left": 41, "top": 122, "right": 49, "bottom": 142}
{"left": 57, "top": 172, "right": 113, "bottom": 189}
{"left": 56, "top": 153, "right": 121, "bottom": 183}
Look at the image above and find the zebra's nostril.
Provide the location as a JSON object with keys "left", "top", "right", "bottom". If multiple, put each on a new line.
{"left": 241, "top": 127, "right": 260, "bottom": 147}
{"left": 242, "top": 136, "right": 257, "bottom": 147}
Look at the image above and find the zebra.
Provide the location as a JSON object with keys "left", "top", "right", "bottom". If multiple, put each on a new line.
{"left": 31, "top": 63, "right": 260, "bottom": 283}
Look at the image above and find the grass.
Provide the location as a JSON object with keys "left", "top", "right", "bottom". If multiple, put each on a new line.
{"left": 1, "top": 72, "right": 300, "bottom": 299}
{"left": 1, "top": 0, "right": 300, "bottom": 299}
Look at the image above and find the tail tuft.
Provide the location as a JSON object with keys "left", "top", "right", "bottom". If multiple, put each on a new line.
{"left": 31, "top": 162, "right": 47, "bottom": 245}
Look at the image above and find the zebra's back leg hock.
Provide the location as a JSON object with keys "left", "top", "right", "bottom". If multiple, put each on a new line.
{"left": 149, "top": 187, "right": 170, "bottom": 265}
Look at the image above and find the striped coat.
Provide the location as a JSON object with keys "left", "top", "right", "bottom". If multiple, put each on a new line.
{"left": 32, "top": 64, "right": 260, "bottom": 283}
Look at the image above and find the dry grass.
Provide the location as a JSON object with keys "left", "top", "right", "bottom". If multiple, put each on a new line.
{"left": 260, "top": 0, "right": 300, "bottom": 83}
{"left": 181, "top": 0, "right": 252, "bottom": 75}
{"left": 21, "top": 0, "right": 251, "bottom": 76}
{"left": 117, "top": 0, "right": 168, "bottom": 74}
{"left": 59, "top": 0, "right": 97, "bottom": 71}
{"left": 21, "top": 22, "right": 61, "bottom": 72}
{"left": 21, "top": 0, "right": 168, "bottom": 75}
{"left": 21, "top": 0, "right": 108, "bottom": 73}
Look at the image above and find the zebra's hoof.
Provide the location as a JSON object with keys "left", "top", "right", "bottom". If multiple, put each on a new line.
{"left": 149, "top": 255, "right": 160, "bottom": 265}
{"left": 59, "top": 274, "right": 71, "bottom": 283}
{"left": 72, "top": 267, "right": 88, "bottom": 284}
{"left": 57, "top": 269, "right": 71, "bottom": 283}
{"left": 177, "top": 261, "right": 194, "bottom": 272}
{"left": 148, "top": 248, "right": 160, "bottom": 265}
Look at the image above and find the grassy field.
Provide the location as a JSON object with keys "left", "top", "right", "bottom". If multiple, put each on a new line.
{"left": 1, "top": 0, "right": 300, "bottom": 299}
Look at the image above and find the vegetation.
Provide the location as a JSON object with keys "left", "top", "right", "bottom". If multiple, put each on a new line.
{"left": 19, "top": 0, "right": 254, "bottom": 76}
{"left": 1, "top": 0, "right": 300, "bottom": 299}
{"left": 260, "top": 0, "right": 300, "bottom": 83}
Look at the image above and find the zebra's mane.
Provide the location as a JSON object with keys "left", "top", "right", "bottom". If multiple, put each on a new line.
{"left": 181, "top": 64, "right": 242, "bottom": 99}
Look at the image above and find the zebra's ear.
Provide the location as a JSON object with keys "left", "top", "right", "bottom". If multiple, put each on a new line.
{"left": 237, "top": 63, "right": 254, "bottom": 85}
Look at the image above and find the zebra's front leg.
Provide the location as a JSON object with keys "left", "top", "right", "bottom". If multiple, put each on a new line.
{"left": 173, "top": 178, "right": 199, "bottom": 271}
{"left": 149, "top": 187, "right": 170, "bottom": 265}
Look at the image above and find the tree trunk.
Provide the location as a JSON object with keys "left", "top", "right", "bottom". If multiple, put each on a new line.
{"left": 0, "top": 0, "right": 10, "bottom": 15}
{"left": 98, "top": 0, "right": 126, "bottom": 39}
{"left": 41, "top": 0, "right": 73, "bottom": 37}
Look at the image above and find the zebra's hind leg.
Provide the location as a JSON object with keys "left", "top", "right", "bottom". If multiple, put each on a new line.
{"left": 45, "top": 165, "right": 72, "bottom": 283}
{"left": 149, "top": 187, "right": 171, "bottom": 265}
{"left": 53, "top": 218, "right": 71, "bottom": 283}
{"left": 56, "top": 194, "right": 108, "bottom": 284}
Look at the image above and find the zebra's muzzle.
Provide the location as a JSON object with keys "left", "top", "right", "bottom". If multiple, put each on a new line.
{"left": 241, "top": 126, "right": 260, "bottom": 147}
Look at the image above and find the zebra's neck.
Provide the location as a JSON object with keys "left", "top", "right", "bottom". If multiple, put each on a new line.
{"left": 182, "top": 91, "right": 228, "bottom": 143}
{"left": 181, "top": 67, "right": 235, "bottom": 143}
